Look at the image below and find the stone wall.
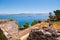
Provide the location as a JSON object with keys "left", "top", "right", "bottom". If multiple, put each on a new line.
{"left": 0, "top": 20, "right": 19, "bottom": 40}
{"left": 27, "top": 27, "right": 60, "bottom": 40}
{"left": 0, "top": 29, "right": 8, "bottom": 40}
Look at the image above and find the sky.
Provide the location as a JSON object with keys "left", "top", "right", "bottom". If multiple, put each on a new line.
{"left": 0, "top": 0, "right": 60, "bottom": 14}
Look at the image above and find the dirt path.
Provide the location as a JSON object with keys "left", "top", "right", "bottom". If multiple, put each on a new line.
{"left": 19, "top": 21, "right": 60, "bottom": 40}
{"left": 19, "top": 22, "right": 49, "bottom": 38}
{"left": 19, "top": 23, "right": 39, "bottom": 37}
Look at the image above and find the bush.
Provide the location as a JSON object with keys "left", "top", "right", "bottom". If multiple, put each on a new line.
{"left": 23, "top": 22, "right": 29, "bottom": 29}
{"left": 0, "top": 29, "right": 7, "bottom": 40}
{"left": 7, "top": 18, "right": 14, "bottom": 21}
{"left": 18, "top": 25, "right": 25, "bottom": 30}
{"left": 31, "top": 20, "right": 38, "bottom": 26}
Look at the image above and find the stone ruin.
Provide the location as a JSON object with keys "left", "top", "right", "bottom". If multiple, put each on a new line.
{"left": 0, "top": 20, "right": 19, "bottom": 40}
{"left": 1, "top": 20, "right": 60, "bottom": 40}
{"left": 0, "top": 28, "right": 8, "bottom": 40}
{"left": 27, "top": 27, "right": 60, "bottom": 40}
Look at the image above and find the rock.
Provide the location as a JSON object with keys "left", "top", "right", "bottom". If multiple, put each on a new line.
{"left": 57, "top": 29, "right": 60, "bottom": 33}
{"left": 20, "top": 33, "right": 29, "bottom": 40}
{"left": 27, "top": 27, "right": 60, "bottom": 40}
{"left": 56, "top": 37, "right": 60, "bottom": 40}
{"left": 0, "top": 20, "right": 19, "bottom": 40}
{"left": 0, "top": 29, "right": 8, "bottom": 40}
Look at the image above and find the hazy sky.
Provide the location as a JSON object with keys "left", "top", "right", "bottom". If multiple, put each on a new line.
{"left": 0, "top": 0, "right": 60, "bottom": 14}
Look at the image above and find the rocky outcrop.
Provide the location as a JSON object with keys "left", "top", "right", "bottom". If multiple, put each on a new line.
{"left": 27, "top": 27, "right": 60, "bottom": 40}
{"left": 0, "top": 20, "right": 19, "bottom": 40}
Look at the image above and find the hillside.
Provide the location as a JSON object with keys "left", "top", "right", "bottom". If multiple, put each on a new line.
{"left": 53, "top": 21, "right": 60, "bottom": 29}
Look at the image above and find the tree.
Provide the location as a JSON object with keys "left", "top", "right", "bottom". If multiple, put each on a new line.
{"left": 54, "top": 10, "right": 60, "bottom": 20}
{"left": 31, "top": 20, "right": 38, "bottom": 26}
{"left": 49, "top": 12, "right": 56, "bottom": 21}
{"left": 49, "top": 12, "right": 53, "bottom": 19}
{"left": 23, "top": 22, "right": 29, "bottom": 29}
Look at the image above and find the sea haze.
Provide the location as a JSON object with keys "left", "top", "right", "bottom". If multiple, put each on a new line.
{"left": 0, "top": 13, "right": 49, "bottom": 25}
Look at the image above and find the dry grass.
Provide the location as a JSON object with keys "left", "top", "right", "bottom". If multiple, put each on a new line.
{"left": 19, "top": 21, "right": 60, "bottom": 40}
{"left": 37, "top": 22, "right": 49, "bottom": 28}
{"left": 52, "top": 21, "right": 60, "bottom": 29}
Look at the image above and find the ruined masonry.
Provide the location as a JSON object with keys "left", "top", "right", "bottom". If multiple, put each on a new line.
{"left": 27, "top": 27, "right": 60, "bottom": 40}
{"left": 0, "top": 20, "right": 19, "bottom": 40}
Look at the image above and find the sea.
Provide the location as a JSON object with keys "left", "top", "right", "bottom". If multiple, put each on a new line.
{"left": 0, "top": 13, "right": 49, "bottom": 26}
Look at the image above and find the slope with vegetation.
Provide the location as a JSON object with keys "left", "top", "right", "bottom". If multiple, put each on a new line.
{"left": 0, "top": 29, "right": 7, "bottom": 40}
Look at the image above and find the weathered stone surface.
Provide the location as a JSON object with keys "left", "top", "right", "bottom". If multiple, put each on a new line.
{"left": 0, "top": 20, "right": 19, "bottom": 40}
{"left": 0, "top": 29, "right": 8, "bottom": 40}
{"left": 27, "top": 27, "right": 60, "bottom": 40}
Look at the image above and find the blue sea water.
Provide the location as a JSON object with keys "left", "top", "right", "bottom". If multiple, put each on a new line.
{"left": 0, "top": 13, "right": 49, "bottom": 25}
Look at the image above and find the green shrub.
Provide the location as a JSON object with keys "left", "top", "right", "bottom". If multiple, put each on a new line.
{"left": 7, "top": 18, "right": 14, "bottom": 21}
{"left": 23, "top": 22, "right": 29, "bottom": 29}
{"left": 31, "top": 20, "right": 38, "bottom": 26}
{"left": 0, "top": 29, "right": 7, "bottom": 40}
{"left": 18, "top": 25, "right": 25, "bottom": 30}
